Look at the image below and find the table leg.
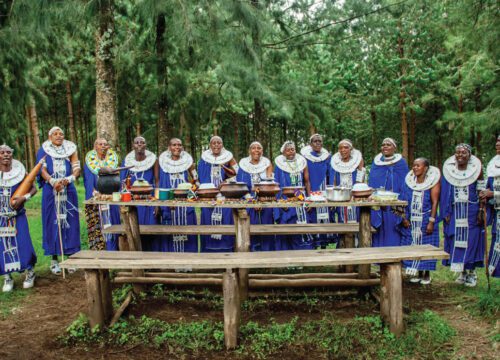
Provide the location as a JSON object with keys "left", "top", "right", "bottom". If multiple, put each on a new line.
{"left": 358, "top": 207, "right": 372, "bottom": 279}
{"left": 99, "top": 270, "right": 113, "bottom": 323}
{"left": 233, "top": 209, "right": 250, "bottom": 302}
{"left": 120, "top": 206, "right": 145, "bottom": 294}
{"left": 85, "top": 270, "right": 105, "bottom": 329}
{"left": 223, "top": 269, "right": 241, "bottom": 350}
{"left": 380, "top": 262, "right": 404, "bottom": 336}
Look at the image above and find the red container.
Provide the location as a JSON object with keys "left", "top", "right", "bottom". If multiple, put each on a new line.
{"left": 121, "top": 192, "right": 132, "bottom": 202}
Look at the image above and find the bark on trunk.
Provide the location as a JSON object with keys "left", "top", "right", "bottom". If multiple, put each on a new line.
{"left": 95, "top": 0, "right": 118, "bottom": 148}
{"left": 25, "top": 109, "right": 34, "bottom": 169}
{"left": 371, "top": 108, "right": 377, "bottom": 155}
{"left": 65, "top": 81, "right": 77, "bottom": 143}
{"left": 398, "top": 22, "right": 409, "bottom": 161}
{"left": 28, "top": 101, "right": 41, "bottom": 151}
{"left": 232, "top": 112, "right": 240, "bottom": 158}
{"left": 475, "top": 87, "right": 481, "bottom": 153}
{"left": 156, "top": 13, "right": 169, "bottom": 151}
{"left": 409, "top": 107, "right": 416, "bottom": 165}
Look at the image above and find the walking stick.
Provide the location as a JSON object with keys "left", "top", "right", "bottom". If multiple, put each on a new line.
{"left": 56, "top": 191, "right": 66, "bottom": 279}
{"left": 482, "top": 206, "right": 490, "bottom": 291}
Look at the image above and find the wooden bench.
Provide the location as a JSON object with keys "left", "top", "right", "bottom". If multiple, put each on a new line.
{"left": 61, "top": 245, "right": 448, "bottom": 350}
{"left": 102, "top": 223, "right": 374, "bottom": 235}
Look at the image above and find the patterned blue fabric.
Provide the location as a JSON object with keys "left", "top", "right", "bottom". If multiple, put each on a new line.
{"left": 486, "top": 177, "right": 499, "bottom": 277}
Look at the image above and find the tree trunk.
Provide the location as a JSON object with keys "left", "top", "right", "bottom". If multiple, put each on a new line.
{"left": 28, "top": 101, "right": 41, "bottom": 151}
{"left": 475, "top": 87, "right": 481, "bottom": 153}
{"left": 25, "top": 108, "right": 35, "bottom": 169}
{"left": 371, "top": 107, "right": 377, "bottom": 155}
{"left": 156, "top": 13, "right": 169, "bottom": 151}
{"left": 232, "top": 112, "right": 240, "bottom": 158}
{"left": 398, "top": 21, "right": 409, "bottom": 160}
{"left": 309, "top": 114, "right": 317, "bottom": 135}
{"left": 409, "top": 107, "right": 416, "bottom": 165}
{"left": 95, "top": 0, "right": 118, "bottom": 148}
{"left": 65, "top": 81, "right": 77, "bottom": 143}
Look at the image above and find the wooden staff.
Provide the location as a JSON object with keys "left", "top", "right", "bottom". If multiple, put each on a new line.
{"left": 55, "top": 191, "right": 66, "bottom": 279}
{"left": 482, "top": 205, "right": 490, "bottom": 291}
{"left": 10, "top": 156, "right": 46, "bottom": 206}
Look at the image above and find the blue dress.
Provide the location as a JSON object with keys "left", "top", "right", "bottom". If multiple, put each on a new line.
{"left": 301, "top": 147, "right": 334, "bottom": 248}
{"left": 440, "top": 175, "right": 484, "bottom": 272}
{"left": 236, "top": 157, "right": 274, "bottom": 251}
{"left": 159, "top": 152, "right": 198, "bottom": 253}
{"left": 486, "top": 176, "right": 500, "bottom": 277}
{"left": 400, "top": 182, "right": 440, "bottom": 271}
{"left": 0, "top": 163, "right": 37, "bottom": 275}
{"left": 121, "top": 151, "right": 160, "bottom": 251}
{"left": 198, "top": 150, "right": 235, "bottom": 252}
{"left": 273, "top": 155, "right": 314, "bottom": 250}
{"left": 83, "top": 150, "right": 120, "bottom": 251}
{"left": 368, "top": 154, "right": 409, "bottom": 247}
{"left": 37, "top": 143, "right": 81, "bottom": 256}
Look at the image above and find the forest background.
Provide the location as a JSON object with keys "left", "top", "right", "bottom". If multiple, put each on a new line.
{"left": 0, "top": 0, "right": 498, "bottom": 169}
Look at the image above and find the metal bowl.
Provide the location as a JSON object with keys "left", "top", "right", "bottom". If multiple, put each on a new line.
{"left": 326, "top": 186, "right": 352, "bottom": 202}
{"left": 352, "top": 189, "right": 373, "bottom": 198}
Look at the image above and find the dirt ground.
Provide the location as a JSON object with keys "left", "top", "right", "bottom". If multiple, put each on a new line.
{"left": 0, "top": 272, "right": 496, "bottom": 360}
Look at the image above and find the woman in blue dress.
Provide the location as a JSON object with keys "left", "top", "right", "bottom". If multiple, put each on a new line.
{"left": 274, "top": 141, "right": 312, "bottom": 250}
{"left": 1, "top": 145, "right": 37, "bottom": 292}
{"left": 121, "top": 136, "right": 160, "bottom": 251}
{"left": 400, "top": 158, "right": 441, "bottom": 285}
{"left": 479, "top": 136, "right": 500, "bottom": 279}
{"left": 37, "top": 127, "right": 81, "bottom": 275}
{"left": 237, "top": 141, "right": 274, "bottom": 251}
{"left": 441, "top": 144, "right": 484, "bottom": 287}
{"left": 300, "top": 134, "right": 333, "bottom": 248}
{"left": 329, "top": 139, "right": 365, "bottom": 248}
{"left": 83, "top": 138, "right": 120, "bottom": 251}
{"left": 159, "top": 138, "right": 198, "bottom": 253}
{"left": 198, "top": 136, "right": 238, "bottom": 252}
{"left": 368, "top": 138, "right": 409, "bottom": 247}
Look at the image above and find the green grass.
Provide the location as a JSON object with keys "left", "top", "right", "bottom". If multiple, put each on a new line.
{"left": 60, "top": 310, "right": 457, "bottom": 359}
{"left": 0, "top": 182, "right": 89, "bottom": 317}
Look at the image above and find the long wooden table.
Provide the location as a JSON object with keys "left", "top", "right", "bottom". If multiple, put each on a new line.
{"left": 86, "top": 198, "right": 406, "bottom": 298}
{"left": 62, "top": 245, "right": 448, "bottom": 348}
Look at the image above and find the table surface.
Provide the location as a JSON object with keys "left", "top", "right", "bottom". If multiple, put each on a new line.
{"left": 85, "top": 199, "right": 407, "bottom": 209}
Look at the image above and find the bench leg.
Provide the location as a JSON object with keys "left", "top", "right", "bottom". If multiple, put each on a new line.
{"left": 85, "top": 270, "right": 105, "bottom": 329}
{"left": 223, "top": 269, "right": 241, "bottom": 350}
{"left": 342, "top": 234, "right": 355, "bottom": 273}
{"left": 358, "top": 207, "right": 372, "bottom": 279}
{"left": 120, "top": 206, "right": 145, "bottom": 294}
{"left": 233, "top": 209, "right": 250, "bottom": 302}
{"left": 380, "top": 263, "right": 404, "bottom": 336}
{"left": 99, "top": 270, "right": 113, "bottom": 323}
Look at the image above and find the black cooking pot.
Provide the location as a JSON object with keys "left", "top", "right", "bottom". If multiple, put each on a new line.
{"left": 96, "top": 166, "right": 133, "bottom": 194}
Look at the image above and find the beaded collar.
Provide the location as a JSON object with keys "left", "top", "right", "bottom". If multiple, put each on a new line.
{"left": 487, "top": 155, "right": 500, "bottom": 178}
{"left": 300, "top": 145, "right": 330, "bottom": 163}
{"left": 42, "top": 140, "right": 77, "bottom": 159}
{"left": 443, "top": 155, "right": 481, "bottom": 187}
{"left": 239, "top": 156, "right": 271, "bottom": 174}
{"left": 405, "top": 166, "right": 441, "bottom": 191}
{"left": 201, "top": 148, "right": 233, "bottom": 165}
{"left": 373, "top": 153, "right": 403, "bottom": 166}
{"left": 124, "top": 150, "right": 157, "bottom": 172}
{"left": 331, "top": 149, "right": 362, "bottom": 174}
{"left": 0, "top": 160, "right": 26, "bottom": 187}
{"left": 159, "top": 151, "right": 193, "bottom": 174}
{"left": 275, "top": 154, "right": 307, "bottom": 174}
{"left": 85, "top": 149, "right": 119, "bottom": 175}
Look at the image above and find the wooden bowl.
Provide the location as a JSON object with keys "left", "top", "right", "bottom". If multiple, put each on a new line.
{"left": 197, "top": 188, "right": 220, "bottom": 199}
{"left": 219, "top": 182, "right": 249, "bottom": 199}
{"left": 173, "top": 189, "right": 189, "bottom": 199}
{"left": 352, "top": 189, "right": 373, "bottom": 198}
{"left": 282, "top": 186, "right": 305, "bottom": 198}
{"left": 129, "top": 186, "right": 154, "bottom": 196}
{"left": 253, "top": 182, "right": 281, "bottom": 197}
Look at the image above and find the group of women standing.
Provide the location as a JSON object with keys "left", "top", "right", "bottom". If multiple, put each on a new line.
{"left": 1, "top": 126, "right": 499, "bottom": 292}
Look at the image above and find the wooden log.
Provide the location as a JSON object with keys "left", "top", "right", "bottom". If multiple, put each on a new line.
{"left": 115, "top": 271, "right": 377, "bottom": 279}
{"left": 380, "top": 263, "right": 404, "bottom": 336}
{"left": 85, "top": 270, "right": 105, "bottom": 329}
{"left": 118, "top": 235, "right": 129, "bottom": 251}
{"left": 99, "top": 270, "right": 113, "bottom": 323}
{"left": 113, "top": 276, "right": 380, "bottom": 288}
{"left": 249, "top": 278, "right": 380, "bottom": 288}
{"left": 114, "top": 276, "right": 222, "bottom": 286}
{"left": 120, "top": 206, "right": 145, "bottom": 294}
{"left": 233, "top": 209, "right": 250, "bottom": 301}
{"left": 110, "top": 291, "right": 133, "bottom": 327}
{"left": 358, "top": 207, "right": 372, "bottom": 279}
{"left": 344, "top": 234, "right": 355, "bottom": 273}
{"left": 223, "top": 270, "right": 241, "bottom": 350}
